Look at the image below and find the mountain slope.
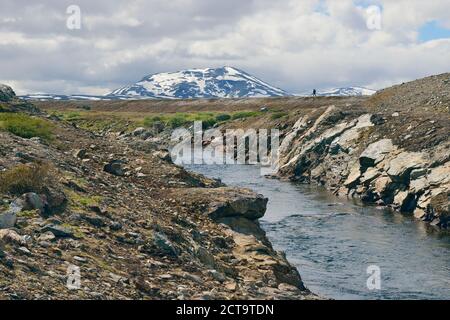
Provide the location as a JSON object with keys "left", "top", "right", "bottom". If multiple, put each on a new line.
{"left": 108, "top": 67, "right": 290, "bottom": 99}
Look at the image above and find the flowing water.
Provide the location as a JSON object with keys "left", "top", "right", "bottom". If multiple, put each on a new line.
{"left": 186, "top": 164, "right": 450, "bottom": 300}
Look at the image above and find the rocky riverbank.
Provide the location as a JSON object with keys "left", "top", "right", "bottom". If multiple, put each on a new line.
{"left": 0, "top": 85, "right": 316, "bottom": 300}
{"left": 276, "top": 74, "right": 449, "bottom": 228}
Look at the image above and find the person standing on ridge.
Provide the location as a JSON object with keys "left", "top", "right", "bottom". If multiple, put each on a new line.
{"left": 313, "top": 89, "right": 317, "bottom": 97}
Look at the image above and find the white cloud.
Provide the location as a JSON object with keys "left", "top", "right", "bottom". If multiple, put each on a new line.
{"left": 0, "top": 0, "right": 449, "bottom": 95}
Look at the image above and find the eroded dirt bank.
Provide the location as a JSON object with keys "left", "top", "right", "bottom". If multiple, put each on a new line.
{"left": 0, "top": 89, "right": 316, "bottom": 300}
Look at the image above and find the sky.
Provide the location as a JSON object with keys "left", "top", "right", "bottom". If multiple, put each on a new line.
{"left": 0, "top": 0, "right": 449, "bottom": 95}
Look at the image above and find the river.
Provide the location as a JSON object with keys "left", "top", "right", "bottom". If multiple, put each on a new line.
{"left": 186, "top": 163, "right": 450, "bottom": 300}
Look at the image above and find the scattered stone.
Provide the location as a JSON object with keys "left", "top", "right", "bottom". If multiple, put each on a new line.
{"left": 73, "top": 149, "right": 88, "bottom": 159}
{"left": 152, "top": 232, "right": 178, "bottom": 257}
{"left": 38, "top": 231, "right": 56, "bottom": 242}
{"left": 0, "top": 229, "right": 26, "bottom": 246}
{"left": 41, "top": 224, "right": 74, "bottom": 238}
{"left": 103, "top": 160, "right": 125, "bottom": 176}
{"left": 73, "top": 256, "right": 87, "bottom": 263}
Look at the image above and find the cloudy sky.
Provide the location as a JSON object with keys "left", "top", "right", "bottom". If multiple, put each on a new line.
{"left": 1, "top": 0, "right": 450, "bottom": 95}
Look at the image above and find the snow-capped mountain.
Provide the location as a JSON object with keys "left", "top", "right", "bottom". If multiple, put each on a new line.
{"left": 108, "top": 67, "right": 290, "bottom": 99}
{"left": 298, "top": 87, "right": 376, "bottom": 97}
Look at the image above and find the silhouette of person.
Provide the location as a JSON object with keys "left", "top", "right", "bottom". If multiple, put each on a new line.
{"left": 313, "top": 89, "right": 317, "bottom": 97}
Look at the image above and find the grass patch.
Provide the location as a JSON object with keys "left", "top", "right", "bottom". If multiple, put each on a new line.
{"left": 231, "top": 111, "right": 260, "bottom": 120}
{"left": 0, "top": 113, "right": 54, "bottom": 140}
{"left": 144, "top": 112, "right": 222, "bottom": 129}
{"left": 0, "top": 162, "right": 52, "bottom": 195}
{"left": 270, "top": 111, "right": 288, "bottom": 120}
{"left": 66, "top": 190, "right": 102, "bottom": 210}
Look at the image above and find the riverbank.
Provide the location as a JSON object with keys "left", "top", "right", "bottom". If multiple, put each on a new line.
{"left": 187, "top": 163, "right": 450, "bottom": 299}
{"left": 0, "top": 87, "right": 317, "bottom": 300}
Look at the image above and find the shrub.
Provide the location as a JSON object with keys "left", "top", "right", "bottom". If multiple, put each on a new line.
{"left": 0, "top": 113, "right": 54, "bottom": 140}
{"left": 168, "top": 114, "right": 189, "bottom": 128}
{"left": 0, "top": 162, "right": 51, "bottom": 195}
{"left": 215, "top": 113, "right": 231, "bottom": 122}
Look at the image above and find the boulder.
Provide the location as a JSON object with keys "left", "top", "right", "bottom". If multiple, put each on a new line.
{"left": 13, "top": 193, "right": 45, "bottom": 212}
{"left": 0, "top": 210, "right": 17, "bottom": 229}
{"left": 41, "top": 224, "right": 74, "bottom": 238}
{"left": 387, "top": 151, "right": 428, "bottom": 182}
{"left": 359, "top": 139, "right": 395, "bottom": 168}
{"left": 344, "top": 162, "right": 361, "bottom": 187}
{"left": 0, "top": 84, "right": 16, "bottom": 102}
{"left": 132, "top": 127, "right": 152, "bottom": 139}
{"left": 104, "top": 160, "right": 125, "bottom": 176}
{"left": 151, "top": 232, "right": 178, "bottom": 257}
{"left": 208, "top": 190, "right": 268, "bottom": 221}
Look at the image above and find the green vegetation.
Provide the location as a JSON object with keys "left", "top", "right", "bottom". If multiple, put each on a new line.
{"left": 215, "top": 113, "right": 232, "bottom": 122}
{"left": 0, "top": 162, "right": 52, "bottom": 195}
{"left": 0, "top": 112, "right": 54, "bottom": 140}
{"left": 144, "top": 112, "right": 221, "bottom": 129}
{"left": 270, "top": 111, "right": 288, "bottom": 120}
{"left": 67, "top": 189, "right": 102, "bottom": 210}
{"left": 231, "top": 111, "right": 260, "bottom": 120}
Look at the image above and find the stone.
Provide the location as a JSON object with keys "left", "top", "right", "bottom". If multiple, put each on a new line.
{"left": 0, "top": 229, "right": 26, "bottom": 246}
{"left": 344, "top": 163, "right": 361, "bottom": 187}
{"left": 360, "top": 167, "right": 381, "bottom": 185}
{"left": 207, "top": 189, "right": 268, "bottom": 221}
{"left": 359, "top": 139, "right": 395, "bottom": 167}
{"left": 208, "top": 269, "right": 226, "bottom": 282}
{"left": 17, "top": 246, "right": 32, "bottom": 256}
{"left": 410, "top": 168, "right": 427, "bottom": 180}
{"left": 153, "top": 150, "right": 172, "bottom": 163}
{"left": 38, "top": 231, "right": 56, "bottom": 242}
{"left": 152, "top": 232, "right": 178, "bottom": 257}
{"left": 132, "top": 127, "right": 147, "bottom": 136}
{"left": 196, "top": 247, "right": 215, "bottom": 268}
{"left": 414, "top": 208, "right": 427, "bottom": 220}
{"left": 0, "top": 210, "right": 17, "bottom": 229}
{"left": 81, "top": 214, "right": 106, "bottom": 228}
{"left": 73, "top": 149, "right": 87, "bottom": 159}
{"left": 13, "top": 193, "right": 45, "bottom": 213}
{"left": 387, "top": 151, "right": 428, "bottom": 182}
{"left": 0, "top": 84, "right": 16, "bottom": 102}
{"left": 372, "top": 176, "right": 392, "bottom": 194}
{"left": 74, "top": 256, "right": 88, "bottom": 263}
{"left": 410, "top": 177, "right": 428, "bottom": 193}
{"left": 41, "top": 224, "right": 74, "bottom": 238}
{"left": 109, "top": 222, "right": 123, "bottom": 231}
{"left": 104, "top": 160, "right": 125, "bottom": 176}
{"left": 43, "top": 188, "right": 67, "bottom": 213}
{"left": 427, "top": 163, "right": 450, "bottom": 186}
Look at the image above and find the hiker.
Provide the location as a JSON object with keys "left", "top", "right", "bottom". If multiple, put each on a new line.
{"left": 312, "top": 89, "right": 317, "bottom": 97}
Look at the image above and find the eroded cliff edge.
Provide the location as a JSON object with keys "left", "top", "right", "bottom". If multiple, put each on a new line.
{"left": 276, "top": 74, "right": 449, "bottom": 228}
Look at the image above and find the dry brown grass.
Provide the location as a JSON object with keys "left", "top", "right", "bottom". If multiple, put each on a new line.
{"left": 0, "top": 162, "right": 52, "bottom": 195}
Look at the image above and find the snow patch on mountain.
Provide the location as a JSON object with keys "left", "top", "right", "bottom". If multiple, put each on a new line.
{"left": 108, "top": 67, "right": 290, "bottom": 99}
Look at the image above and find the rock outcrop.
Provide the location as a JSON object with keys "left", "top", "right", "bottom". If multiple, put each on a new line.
{"left": 277, "top": 98, "right": 449, "bottom": 228}
{"left": 0, "top": 84, "right": 16, "bottom": 102}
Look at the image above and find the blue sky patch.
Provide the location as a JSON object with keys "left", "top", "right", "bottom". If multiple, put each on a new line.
{"left": 419, "top": 20, "right": 450, "bottom": 42}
